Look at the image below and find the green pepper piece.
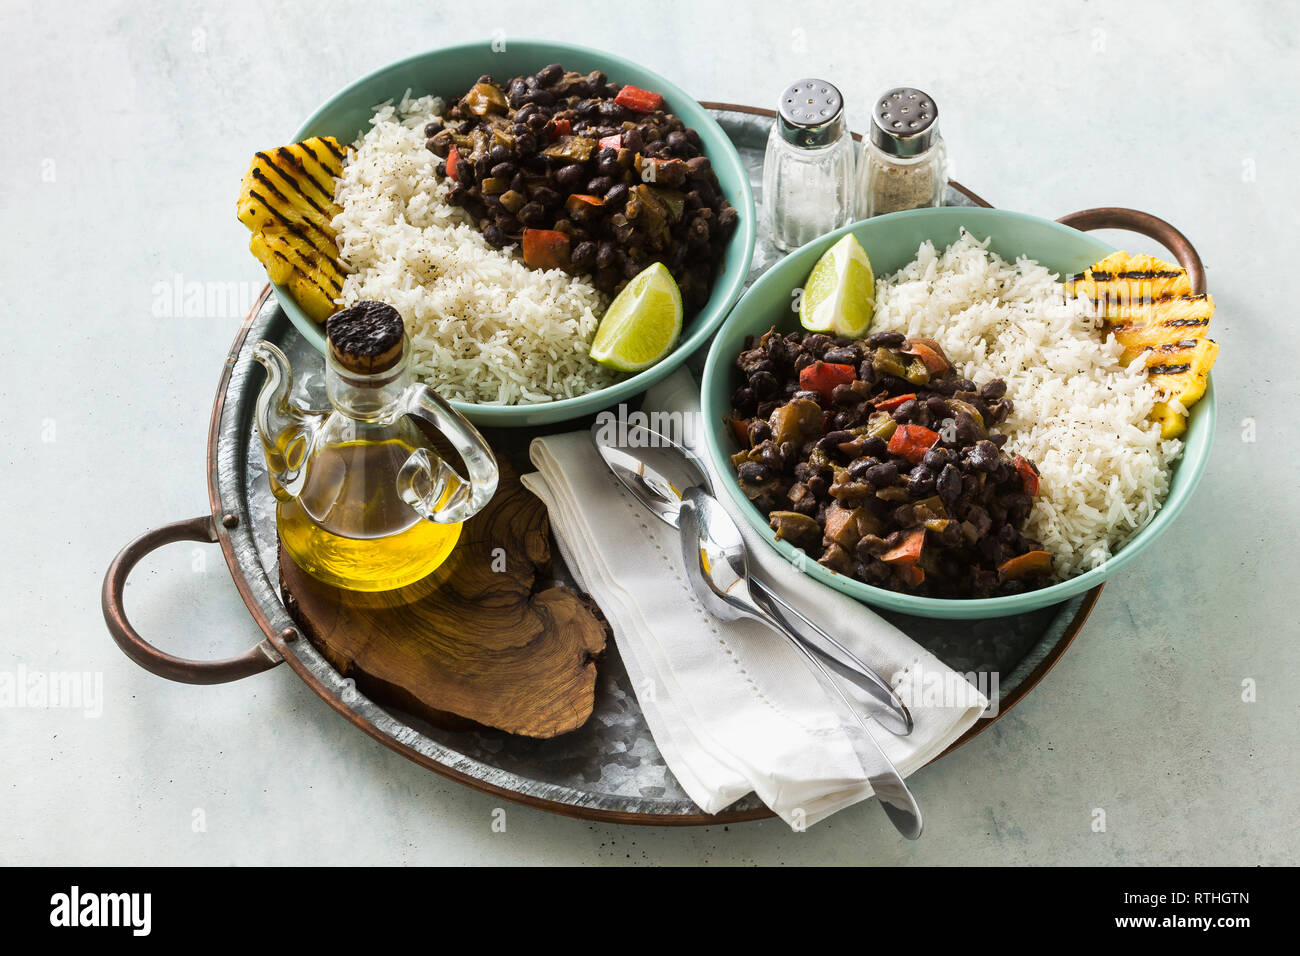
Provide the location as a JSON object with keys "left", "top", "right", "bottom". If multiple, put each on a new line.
{"left": 650, "top": 187, "right": 686, "bottom": 222}
{"left": 499, "top": 189, "right": 525, "bottom": 213}
{"left": 913, "top": 496, "right": 947, "bottom": 521}
{"left": 873, "top": 348, "right": 907, "bottom": 379}
{"left": 541, "top": 136, "right": 596, "bottom": 163}
{"left": 867, "top": 413, "right": 898, "bottom": 441}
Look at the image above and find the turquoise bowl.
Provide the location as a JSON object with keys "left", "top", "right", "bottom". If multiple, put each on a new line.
{"left": 278, "top": 40, "right": 755, "bottom": 426}
{"left": 701, "top": 207, "right": 1215, "bottom": 619}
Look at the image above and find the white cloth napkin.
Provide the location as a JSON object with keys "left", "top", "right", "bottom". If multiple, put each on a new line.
{"left": 521, "top": 368, "right": 988, "bottom": 828}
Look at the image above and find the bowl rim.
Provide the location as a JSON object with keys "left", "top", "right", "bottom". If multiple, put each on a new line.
{"left": 279, "top": 38, "right": 757, "bottom": 425}
{"left": 701, "top": 206, "right": 1216, "bottom": 618}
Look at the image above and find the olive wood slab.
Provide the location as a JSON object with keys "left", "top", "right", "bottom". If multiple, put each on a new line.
{"left": 279, "top": 456, "right": 608, "bottom": 738}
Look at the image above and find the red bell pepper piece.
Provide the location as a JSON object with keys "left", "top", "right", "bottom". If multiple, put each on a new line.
{"left": 798, "top": 361, "right": 856, "bottom": 402}
{"left": 882, "top": 529, "right": 926, "bottom": 566}
{"left": 445, "top": 146, "right": 460, "bottom": 182}
{"left": 522, "top": 229, "right": 570, "bottom": 271}
{"left": 1013, "top": 455, "right": 1040, "bottom": 496}
{"left": 900, "top": 565, "right": 926, "bottom": 587}
{"left": 874, "top": 393, "right": 917, "bottom": 413}
{"left": 564, "top": 193, "right": 605, "bottom": 217}
{"left": 728, "top": 418, "right": 751, "bottom": 447}
{"left": 901, "top": 341, "right": 950, "bottom": 376}
{"left": 550, "top": 117, "right": 572, "bottom": 138}
{"left": 614, "top": 84, "right": 664, "bottom": 114}
{"left": 888, "top": 424, "right": 940, "bottom": 464}
{"left": 598, "top": 133, "right": 623, "bottom": 150}
{"left": 998, "top": 550, "right": 1052, "bottom": 580}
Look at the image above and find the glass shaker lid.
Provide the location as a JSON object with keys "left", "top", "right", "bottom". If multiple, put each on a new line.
{"left": 778, "top": 79, "right": 845, "bottom": 148}
{"left": 871, "top": 87, "right": 939, "bottom": 157}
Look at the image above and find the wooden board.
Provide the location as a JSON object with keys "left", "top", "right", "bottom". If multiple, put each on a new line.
{"left": 279, "top": 455, "right": 608, "bottom": 738}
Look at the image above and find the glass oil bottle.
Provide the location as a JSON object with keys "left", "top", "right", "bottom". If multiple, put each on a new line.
{"left": 253, "top": 301, "right": 498, "bottom": 591}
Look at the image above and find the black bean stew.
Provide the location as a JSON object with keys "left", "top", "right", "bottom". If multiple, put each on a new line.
{"left": 728, "top": 328, "right": 1053, "bottom": 599}
{"left": 425, "top": 65, "right": 738, "bottom": 312}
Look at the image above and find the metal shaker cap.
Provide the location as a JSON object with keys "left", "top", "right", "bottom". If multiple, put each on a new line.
{"left": 778, "top": 79, "right": 845, "bottom": 148}
{"left": 871, "top": 88, "right": 939, "bottom": 157}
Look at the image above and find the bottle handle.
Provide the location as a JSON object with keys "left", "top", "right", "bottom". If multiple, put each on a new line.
{"left": 397, "top": 384, "right": 499, "bottom": 524}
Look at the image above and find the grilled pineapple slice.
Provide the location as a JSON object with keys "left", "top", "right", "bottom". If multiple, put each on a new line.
{"left": 1111, "top": 293, "right": 1215, "bottom": 362}
{"left": 237, "top": 136, "right": 348, "bottom": 323}
{"left": 249, "top": 227, "right": 345, "bottom": 323}
{"left": 1071, "top": 251, "right": 1218, "bottom": 439}
{"left": 1144, "top": 337, "right": 1218, "bottom": 406}
{"left": 1069, "top": 251, "right": 1193, "bottom": 308}
{"left": 1150, "top": 401, "right": 1186, "bottom": 439}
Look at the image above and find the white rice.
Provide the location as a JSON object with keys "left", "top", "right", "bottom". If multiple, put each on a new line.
{"left": 331, "top": 93, "right": 616, "bottom": 405}
{"left": 873, "top": 232, "right": 1183, "bottom": 577}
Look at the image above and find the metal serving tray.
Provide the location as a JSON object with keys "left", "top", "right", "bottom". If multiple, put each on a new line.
{"left": 104, "top": 106, "right": 1205, "bottom": 824}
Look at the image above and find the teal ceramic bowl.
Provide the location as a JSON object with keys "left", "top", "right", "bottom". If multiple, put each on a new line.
{"left": 279, "top": 40, "right": 755, "bottom": 426}
{"left": 701, "top": 207, "right": 1215, "bottom": 619}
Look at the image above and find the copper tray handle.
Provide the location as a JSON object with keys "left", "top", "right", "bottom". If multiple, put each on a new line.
{"left": 102, "top": 515, "right": 283, "bottom": 684}
{"left": 1057, "top": 207, "right": 1205, "bottom": 294}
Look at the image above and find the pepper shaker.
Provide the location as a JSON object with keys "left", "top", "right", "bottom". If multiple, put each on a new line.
{"left": 762, "top": 79, "right": 857, "bottom": 251}
{"left": 857, "top": 87, "right": 947, "bottom": 218}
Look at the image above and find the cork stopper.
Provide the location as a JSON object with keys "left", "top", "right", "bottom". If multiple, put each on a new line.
{"left": 326, "top": 301, "right": 405, "bottom": 374}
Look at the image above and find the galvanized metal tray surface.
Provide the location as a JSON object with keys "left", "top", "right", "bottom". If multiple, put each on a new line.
{"left": 105, "top": 106, "right": 1132, "bottom": 825}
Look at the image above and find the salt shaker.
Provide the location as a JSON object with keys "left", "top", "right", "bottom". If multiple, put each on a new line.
{"left": 857, "top": 87, "right": 947, "bottom": 218}
{"left": 762, "top": 79, "right": 856, "bottom": 251}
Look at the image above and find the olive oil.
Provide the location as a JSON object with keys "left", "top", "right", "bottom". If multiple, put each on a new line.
{"left": 278, "top": 438, "right": 461, "bottom": 591}
{"left": 253, "top": 302, "right": 498, "bottom": 594}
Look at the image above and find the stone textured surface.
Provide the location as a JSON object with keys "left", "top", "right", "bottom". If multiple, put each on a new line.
{"left": 1, "top": 0, "right": 1294, "bottom": 864}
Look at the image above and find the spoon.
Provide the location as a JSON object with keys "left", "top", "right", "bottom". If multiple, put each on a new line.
{"left": 591, "top": 422, "right": 913, "bottom": 736}
{"left": 678, "top": 486, "right": 924, "bottom": 839}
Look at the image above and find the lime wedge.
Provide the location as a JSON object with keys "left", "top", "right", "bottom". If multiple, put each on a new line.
{"left": 590, "top": 262, "right": 683, "bottom": 372}
{"left": 799, "top": 234, "right": 875, "bottom": 337}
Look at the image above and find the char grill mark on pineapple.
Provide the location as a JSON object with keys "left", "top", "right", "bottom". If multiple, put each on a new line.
{"left": 306, "top": 136, "right": 347, "bottom": 168}
{"left": 267, "top": 146, "right": 338, "bottom": 215}
{"left": 1083, "top": 269, "right": 1186, "bottom": 281}
{"left": 1103, "top": 291, "right": 1212, "bottom": 323}
{"left": 1081, "top": 290, "right": 1201, "bottom": 307}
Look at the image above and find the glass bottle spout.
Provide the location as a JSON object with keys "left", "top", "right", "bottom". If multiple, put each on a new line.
{"left": 252, "top": 341, "right": 326, "bottom": 499}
